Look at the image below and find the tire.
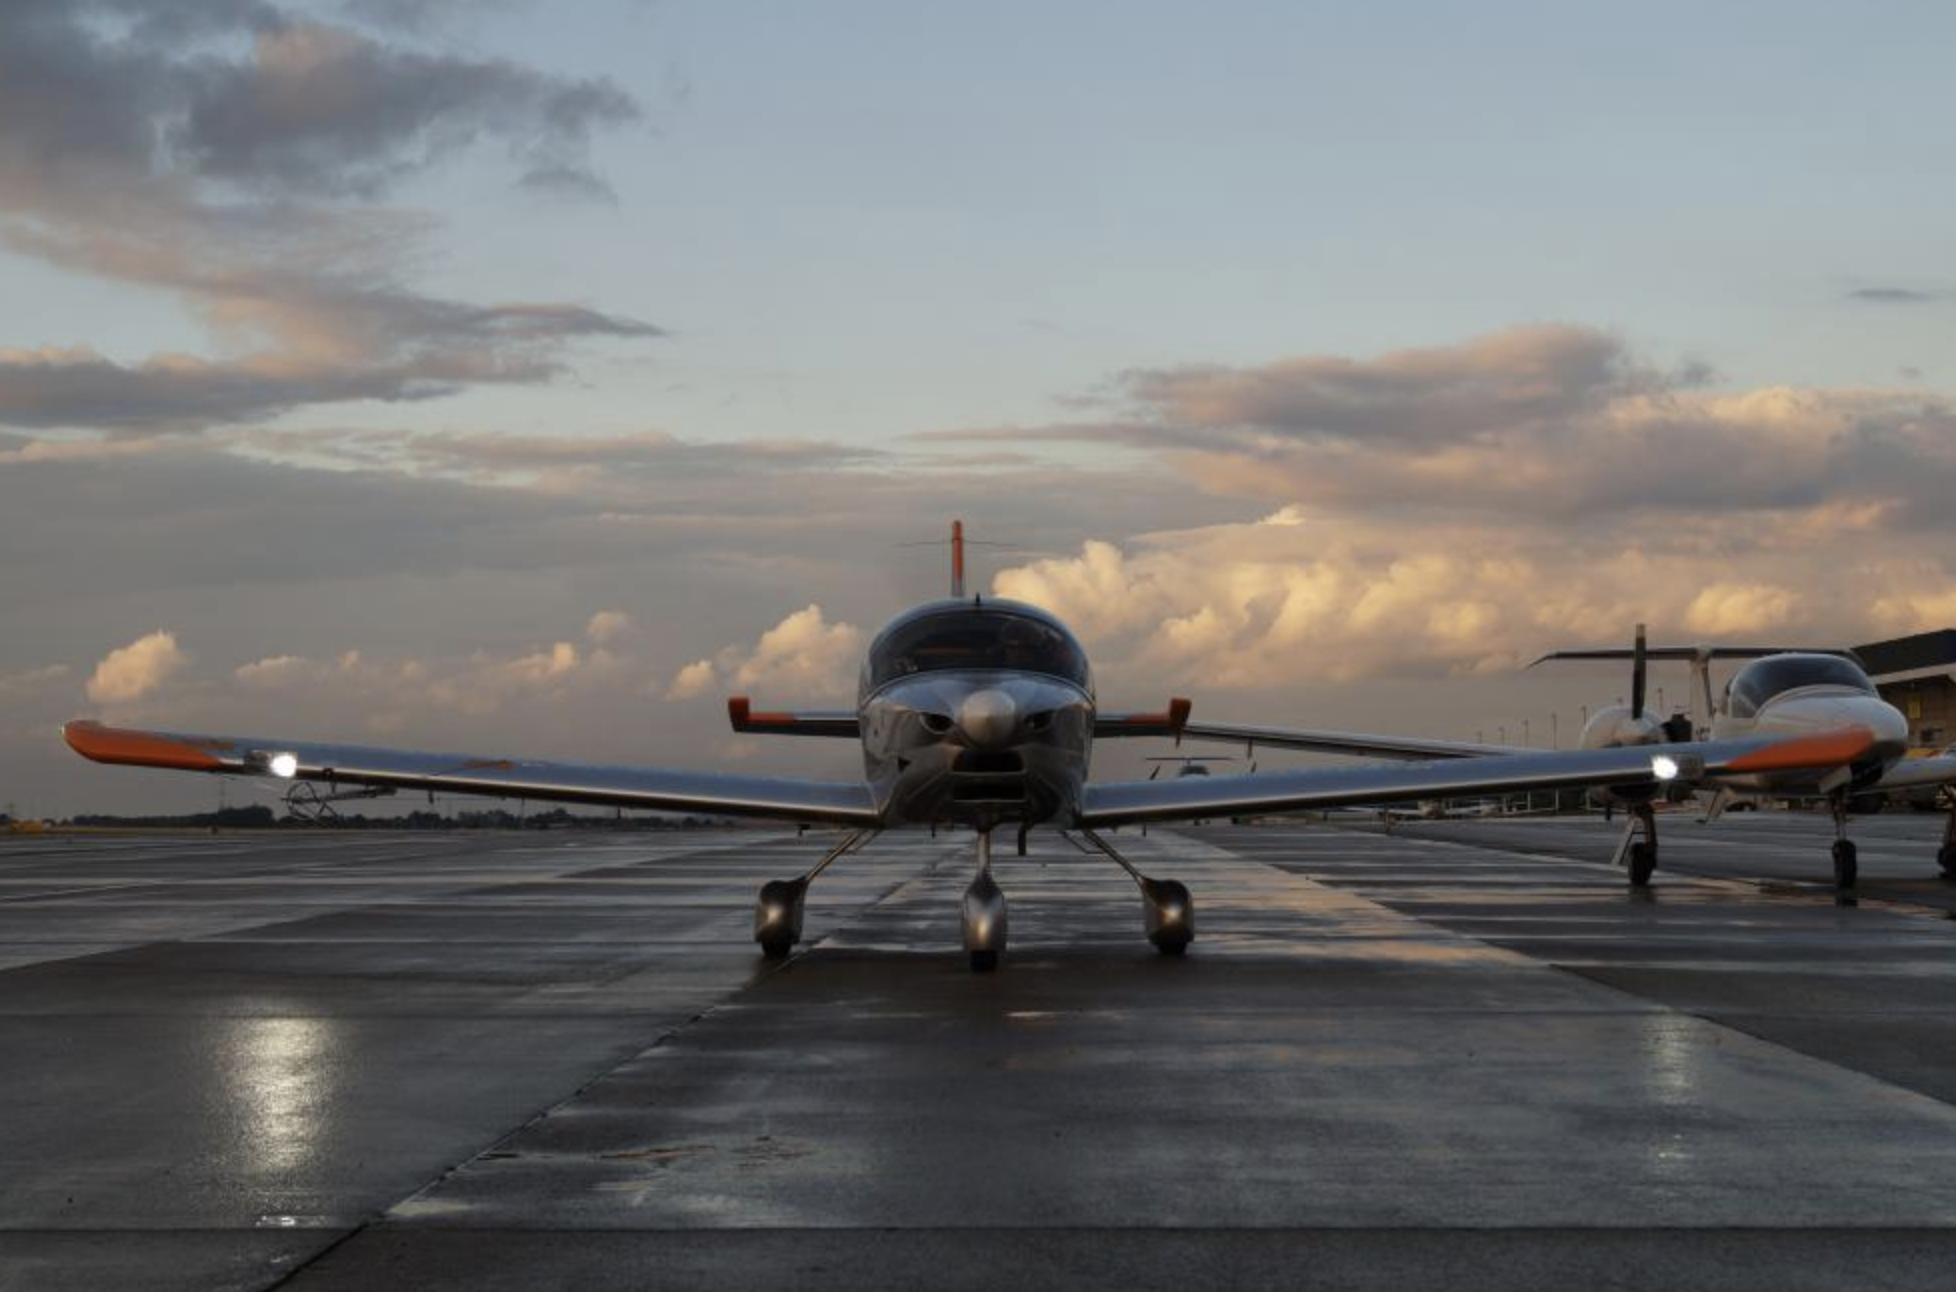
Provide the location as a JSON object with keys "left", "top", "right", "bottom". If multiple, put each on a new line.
{"left": 1628, "top": 841, "right": 1656, "bottom": 887}
{"left": 1832, "top": 840, "right": 1859, "bottom": 890}
{"left": 1155, "top": 939, "right": 1189, "bottom": 958}
{"left": 1938, "top": 844, "right": 1956, "bottom": 879}
{"left": 760, "top": 939, "right": 793, "bottom": 960}
{"left": 969, "top": 949, "right": 999, "bottom": 973}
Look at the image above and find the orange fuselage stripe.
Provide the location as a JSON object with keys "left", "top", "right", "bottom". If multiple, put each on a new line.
{"left": 1725, "top": 728, "right": 1875, "bottom": 774}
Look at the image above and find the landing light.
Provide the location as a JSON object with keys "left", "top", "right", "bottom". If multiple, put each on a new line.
{"left": 269, "top": 753, "right": 299, "bottom": 779}
{"left": 1650, "top": 754, "right": 1680, "bottom": 782}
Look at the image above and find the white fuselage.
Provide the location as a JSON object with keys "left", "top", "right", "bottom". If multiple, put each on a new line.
{"left": 1708, "top": 686, "right": 1909, "bottom": 794}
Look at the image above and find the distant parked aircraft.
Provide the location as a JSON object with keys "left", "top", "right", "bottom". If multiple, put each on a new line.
{"left": 1174, "top": 626, "right": 1956, "bottom": 889}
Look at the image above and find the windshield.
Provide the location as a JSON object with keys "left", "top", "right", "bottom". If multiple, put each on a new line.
{"left": 1727, "top": 655, "right": 1875, "bottom": 719}
{"left": 867, "top": 610, "right": 1090, "bottom": 690}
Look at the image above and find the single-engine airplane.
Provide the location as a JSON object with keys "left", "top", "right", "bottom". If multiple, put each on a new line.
{"left": 65, "top": 526, "right": 1882, "bottom": 969}
{"left": 1174, "top": 625, "right": 1956, "bottom": 889}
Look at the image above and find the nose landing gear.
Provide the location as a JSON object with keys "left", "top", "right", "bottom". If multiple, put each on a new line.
{"left": 1610, "top": 802, "right": 1659, "bottom": 887}
{"left": 1080, "top": 827, "right": 1195, "bottom": 955}
{"left": 753, "top": 829, "right": 875, "bottom": 959}
{"left": 1829, "top": 795, "right": 1859, "bottom": 890}
{"left": 962, "top": 829, "right": 1008, "bottom": 972}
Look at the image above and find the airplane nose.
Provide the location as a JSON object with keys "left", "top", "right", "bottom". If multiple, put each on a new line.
{"left": 957, "top": 689, "right": 1019, "bottom": 749}
{"left": 1860, "top": 699, "right": 1910, "bottom": 758}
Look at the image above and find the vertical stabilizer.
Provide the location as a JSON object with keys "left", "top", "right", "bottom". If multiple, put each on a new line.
{"left": 951, "top": 519, "right": 965, "bottom": 599}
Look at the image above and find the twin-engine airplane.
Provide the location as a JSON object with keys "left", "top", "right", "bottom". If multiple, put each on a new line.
{"left": 1176, "top": 626, "right": 1956, "bottom": 889}
{"left": 66, "top": 525, "right": 1887, "bottom": 970}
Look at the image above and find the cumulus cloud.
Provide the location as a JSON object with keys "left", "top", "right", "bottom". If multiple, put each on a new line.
{"left": 1682, "top": 583, "right": 1801, "bottom": 636}
{"left": 0, "top": 1, "right": 654, "bottom": 432}
{"left": 234, "top": 639, "right": 609, "bottom": 719}
{"left": 585, "top": 610, "right": 634, "bottom": 647}
{"left": 990, "top": 506, "right": 1953, "bottom": 690}
{"left": 1871, "top": 588, "right": 1956, "bottom": 637}
{"left": 667, "top": 605, "right": 864, "bottom": 701}
{"left": 87, "top": 631, "right": 189, "bottom": 703}
{"left": 666, "top": 658, "right": 719, "bottom": 701}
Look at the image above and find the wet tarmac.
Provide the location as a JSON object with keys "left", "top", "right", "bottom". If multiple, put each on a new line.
{"left": 4, "top": 813, "right": 1956, "bottom": 1290}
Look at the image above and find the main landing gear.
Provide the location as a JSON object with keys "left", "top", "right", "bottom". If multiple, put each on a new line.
{"left": 1610, "top": 802, "right": 1659, "bottom": 888}
{"left": 753, "top": 828, "right": 877, "bottom": 960}
{"left": 1079, "top": 827, "right": 1195, "bottom": 956}
{"left": 1828, "top": 795, "right": 1859, "bottom": 890}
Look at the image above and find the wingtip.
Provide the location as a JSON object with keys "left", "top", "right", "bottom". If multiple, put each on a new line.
{"left": 62, "top": 719, "right": 228, "bottom": 771}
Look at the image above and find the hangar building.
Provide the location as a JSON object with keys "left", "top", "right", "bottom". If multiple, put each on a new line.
{"left": 1855, "top": 628, "right": 1956, "bottom": 750}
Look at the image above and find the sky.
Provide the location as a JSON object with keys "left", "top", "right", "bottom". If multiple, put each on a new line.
{"left": 3, "top": 0, "right": 1954, "bottom": 816}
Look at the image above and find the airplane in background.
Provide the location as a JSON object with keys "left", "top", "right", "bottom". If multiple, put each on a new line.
{"left": 1176, "top": 626, "right": 1956, "bottom": 889}
{"left": 65, "top": 525, "right": 1878, "bottom": 970}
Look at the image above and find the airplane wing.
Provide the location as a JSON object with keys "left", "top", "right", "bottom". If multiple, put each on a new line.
{"left": 727, "top": 697, "right": 861, "bottom": 739}
{"left": 1077, "top": 729, "right": 1873, "bottom": 827}
{"left": 1179, "top": 720, "right": 1507, "bottom": 760}
{"left": 1867, "top": 751, "right": 1956, "bottom": 793}
{"left": 64, "top": 720, "right": 881, "bottom": 826}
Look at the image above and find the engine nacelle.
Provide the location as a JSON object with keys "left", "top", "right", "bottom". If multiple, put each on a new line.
{"left": 1578, "top": 704, "right": 1666, "bottom": 807}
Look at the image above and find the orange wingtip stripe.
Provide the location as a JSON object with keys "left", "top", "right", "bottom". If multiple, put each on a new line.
{"left": 1122, "top": 698, "right": 1193, "bottom": 730}
{"left": 1726, "top": 728, "right": 1875, "bottom": 774}
{"left": 727, "top": 696, "right": 798, "bottom": 727}
{"left": 64, "top": 720, "right": 227, "bottom": 772}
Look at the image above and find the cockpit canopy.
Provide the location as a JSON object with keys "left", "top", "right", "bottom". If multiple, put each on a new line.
{"left": 1724, "top": 653, "right": 1875, "bottom": 719}
{"left": 863, "top": 601, "right": 1092, "bottom": 694}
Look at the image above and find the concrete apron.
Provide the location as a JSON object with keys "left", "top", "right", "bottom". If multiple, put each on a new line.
{"left": 381, "top": 829, "right": 1956, "bottom": 1231}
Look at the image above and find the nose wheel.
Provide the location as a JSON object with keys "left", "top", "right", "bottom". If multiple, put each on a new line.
{"left": 1831, "top": 839, "right": 1859, "bottom": 889}
{"left": 962, "top": 830, "right": 1009, "bottom": 972}
{"left": 1612, "top": 803, "right": 1659, "bottom": 887}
